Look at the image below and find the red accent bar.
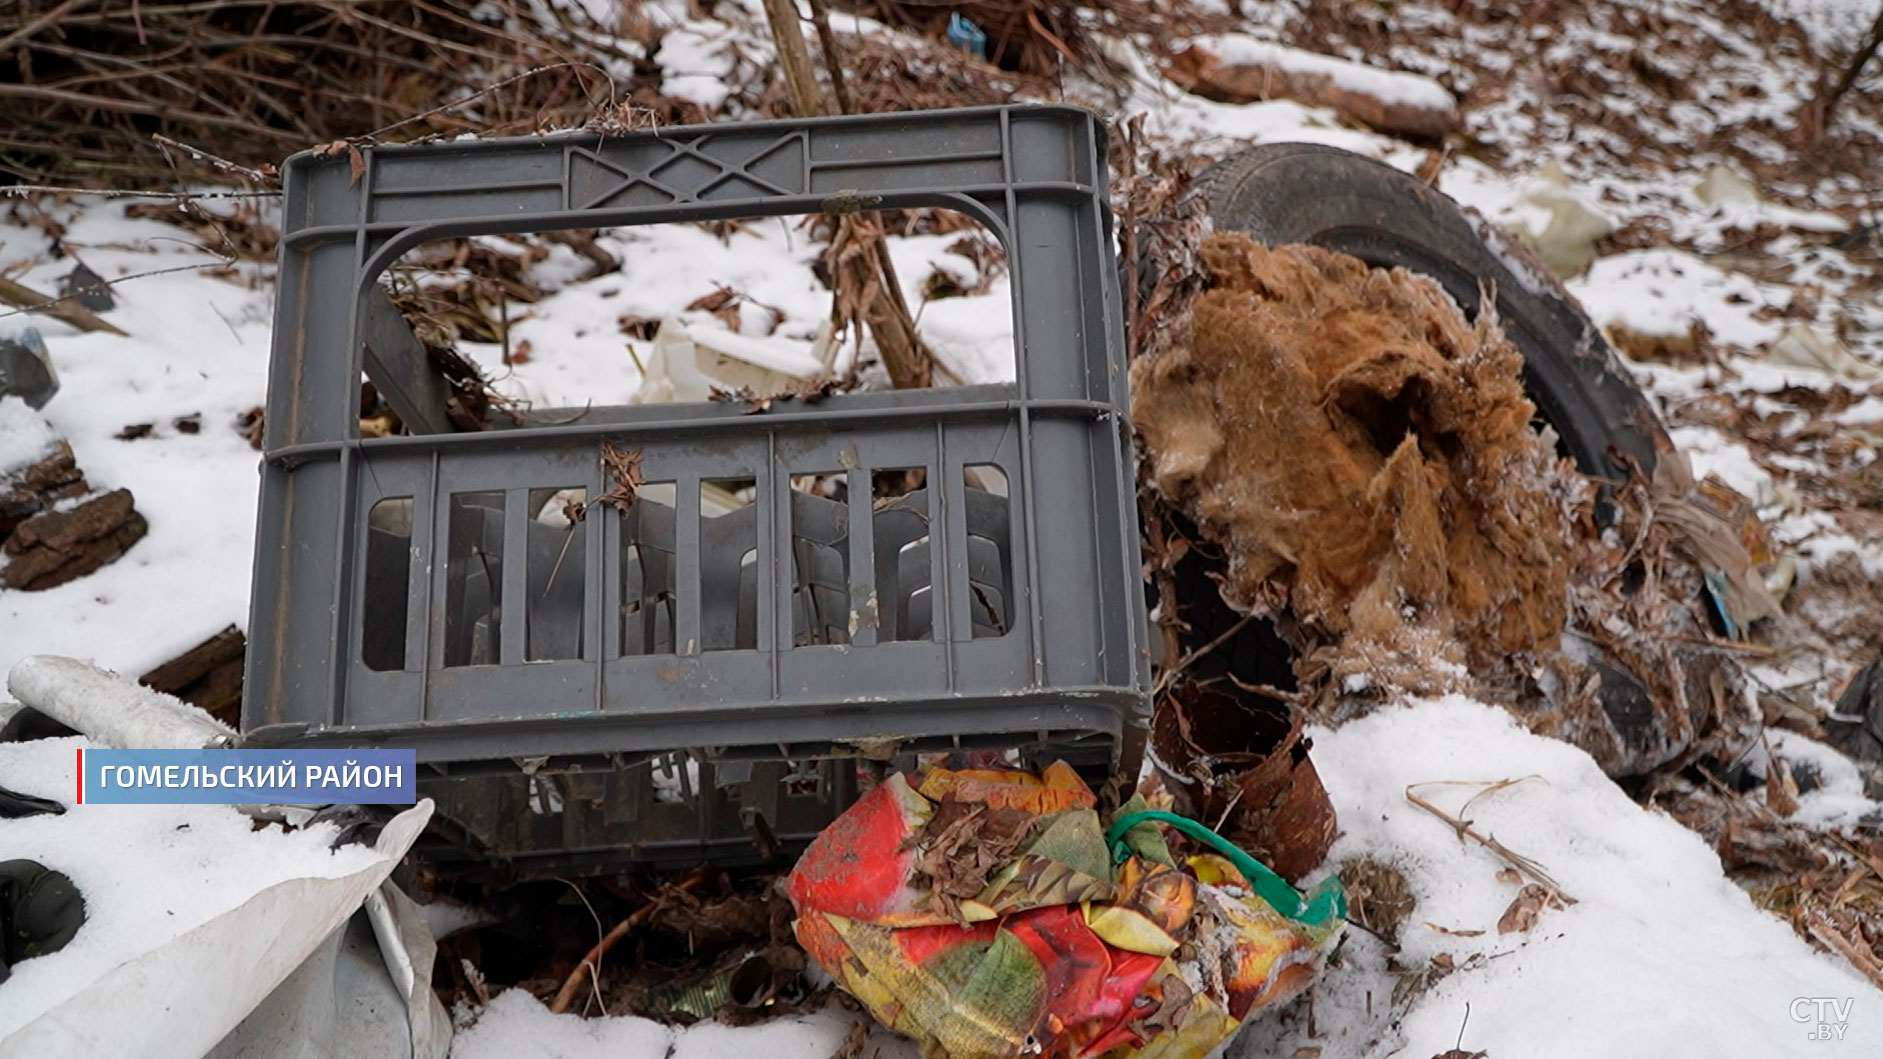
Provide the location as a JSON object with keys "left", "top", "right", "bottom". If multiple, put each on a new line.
{"left": 76, "top": 747, "right": 83, "bottom": 805}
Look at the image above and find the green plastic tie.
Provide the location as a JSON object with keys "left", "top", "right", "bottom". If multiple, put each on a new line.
{"left": 1104, "top": 809, "right": 1346, "bottom": 930}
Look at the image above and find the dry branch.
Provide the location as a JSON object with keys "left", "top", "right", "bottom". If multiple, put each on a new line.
{"left": 0, "top": 274, "right": 128, "bottom": 336}
{"left": 0, "top": 0, "right": 618, "bottom": 184}
{"left": 549, "top": 870, "right": 710, "bottom": 1015}
{"left": 759, "top": 0, "right": 934, "bottom": 389}
{"left": 1816, "top": 3, "right": 1883, "bottom": 133}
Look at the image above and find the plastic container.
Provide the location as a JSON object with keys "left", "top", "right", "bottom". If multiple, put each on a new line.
{"left": 242, "top": 104, "right": 1149, "bottom": 873}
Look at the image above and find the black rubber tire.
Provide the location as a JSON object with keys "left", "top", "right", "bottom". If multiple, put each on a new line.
{"left": 1191, "top": 143, "right": 1667, "bottom": 486}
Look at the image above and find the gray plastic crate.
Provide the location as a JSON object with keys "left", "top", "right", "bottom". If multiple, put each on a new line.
{"left": 241, "top": 104, "right": 1149, "bottom": 873}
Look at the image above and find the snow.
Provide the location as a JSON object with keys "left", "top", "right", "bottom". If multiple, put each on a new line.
{"left": 0, "top": 201, "right": 272, "bottom": 681}
{"left": 1237, "top": 696, "right": 1883, "bottom": 1057}
{"left": 457, "top": 217, "right": 1013, "bottom": 409}
{"left": 1838, "top": 396, "right": 1883, "bottom": 426}
{"left": 1669, "top": 426, "right": 1779, "bottom": 507}
{"left": 1569, "top": 249, "right": 1787, "bottom": 351}
{"left": 1187, "top": 34, "right": 1459, "bottom": 113}
{"left": 654, "top": 24, "right": 742, "bottom": 111}
{"left": 451, "top": 992, "right": 910, "bottom": 1059}
{"left": 0, "top": 735, "right": 384, "bottom": 1039}
{"left": 0, "top": 398, "right": 58, "bottom": 472}
{"left": 1762, "top": 0, "right": 1883, "bottom": 50}
{"left": 1767, "top": 729, "right": 1880, "bottom": 831}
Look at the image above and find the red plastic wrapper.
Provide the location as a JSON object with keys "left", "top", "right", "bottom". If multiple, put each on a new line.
{"left": 785, "top": 762, "right": 1345, "bottom": 1059}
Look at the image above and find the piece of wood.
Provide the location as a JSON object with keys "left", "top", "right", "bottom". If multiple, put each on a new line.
{"left": 140, "top": 624, "right": 246, "bottom": 694}
{"left": 1, "top": 439, "right": 86, "bottom": 541}
{"left": 758, "top": 0, "right": 830, "bottom": 118}
{"left": 0, "top": 274, "right": 129, "bottom": 337}
{"left": 360, "top": 286, "right": 458, "bottom": 435}
{"left": 1166, "top": 44, "right": 1459, "bottom": 143}
{"left": 1, "top": 487, "right": 147, "bottom": 590}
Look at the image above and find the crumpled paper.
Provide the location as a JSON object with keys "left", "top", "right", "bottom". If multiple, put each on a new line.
{"left": 784, "top": 762, "right": 1344, "bottom": 1059}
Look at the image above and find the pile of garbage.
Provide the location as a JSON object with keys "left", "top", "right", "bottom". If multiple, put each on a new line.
{"left": 785, "top": 763, "right": 1345, "bottom": 1059}
{"left": 3, "top": 0, "right": 1881, "bottom": 1051}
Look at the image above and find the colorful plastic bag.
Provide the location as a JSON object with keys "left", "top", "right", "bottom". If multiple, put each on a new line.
{"left": 785, "top": 762, "right": 1345, "bottom": 1059}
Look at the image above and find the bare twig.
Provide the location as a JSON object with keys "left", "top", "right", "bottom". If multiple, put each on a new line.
{"left": 0, "top": 274, "right": 130, "bottom": 336}
{"left": 758, "top": 0, "right": 830, "bottom": 118}
{"left": 0, "top": 0, "right": 90, "bottom": 52}
{"left": 759, "top": 0, "right": 932, "bottom": 389}
{"left": 1406, "top": 780, "right": 1576, "bottom": 904}
{"left": 151, "top": 134, "right": 277, "bottom": 184}
{"left": 0, "top": 185, "right": 282, "bottom": 201}
{"left": 549, "top": 870, "right": 710, "bottom": 1015}
{"left": 805, "top": 0, "right": 853, "bottom": 115}
{"left": 353, "top": 61, "right": 614, "bottom": 144}
{"left": 1154, "top": 612, "right": 1255, "bottom": 695}
{"left": 1817, "top": 3, "right": 1883, "bottom": 133}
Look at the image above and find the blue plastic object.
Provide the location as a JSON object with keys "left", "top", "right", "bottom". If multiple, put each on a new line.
{"left": 946, "top": 13, "right": 988, "bottom": 59}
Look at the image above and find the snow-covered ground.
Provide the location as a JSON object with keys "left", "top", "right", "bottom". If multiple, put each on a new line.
{"left": 0, "top": 735, "right": 409, "bottom": 1044}
{"left": 0, "top": 207, "right": 271, "bottom": 678}
{"left": 1254, "top": 698, "right": 1882, "bottom": 1055}
{"left": 3, "top": 0, "right": 1881, "bottom": 1054}
{"left": 452, "top": 996, "right": 912, "bottom": 1059}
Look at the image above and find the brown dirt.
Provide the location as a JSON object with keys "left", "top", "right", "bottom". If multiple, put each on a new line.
{"left": 1132, "top": 233, "right": 1576, "bottom": 693}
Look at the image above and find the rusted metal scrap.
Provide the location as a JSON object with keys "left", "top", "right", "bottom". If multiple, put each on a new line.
{"left": 1150, "top": 682, "right": 1337, "bottom": 884}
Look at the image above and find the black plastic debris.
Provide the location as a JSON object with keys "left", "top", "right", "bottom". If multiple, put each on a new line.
{"left": 0, "top": 707, "right": 79, "bottom": 744}
{"left": 0, "top": 787, "right": 64, "bottom": 819}
{"left": 0, "top": 860, "right": 86, "bottom": 986}
{"left": 60, "top": 262, "right": 114, "bottom": 313}
{"left": 1826, "top": 659, "right": 1883, "bottom": 765}
{"left": 0, "top": 326, "right": 58, "bottom": 410}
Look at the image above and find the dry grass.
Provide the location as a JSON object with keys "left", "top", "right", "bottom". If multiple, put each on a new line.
{"left": 0, "top": 0, "right": 629, "bottom": 184}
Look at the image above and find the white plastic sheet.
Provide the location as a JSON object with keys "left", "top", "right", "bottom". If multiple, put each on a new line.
{"left": 0, "top": 801, "right": 434, "bottom": 1058}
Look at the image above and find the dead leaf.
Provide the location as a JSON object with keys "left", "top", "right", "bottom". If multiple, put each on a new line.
{"left": 904, "top": 798, "right": 1038, "bottom": 923}
{"left": 1134, "top": 972, "right": 1194, "bottom": 1038}
{"left": 347, "top": 144, "right": 366, "bottom": 188}
{"left": 1495, "top": 868, "right": 1521, "bottom": 884}
{"left": 830, "top": 1021, "right": 868, "bottom": 1059}
{"left": 796, "top": 378, "right": 842, "bottom": 403}
{"left": 598, "top": 442, "right": 643, "bottom": 514}
{"left": 510, "top": 338, "right": 533, "bottom": 365}
{"left": 1497, "top": 883, "right": 1560, "bottom": 934}
{"left": 686, "top": 285, "right": 744, "bottom": 330}
{"left": 708, "top": 385, "right": 771, "bottom": 414}
{"left": 236, "top": 406, "right": 264, "bottom": 450}
{"left": 1424, "top": 922, "right": 1485, "bottom": 937}
{"left": 1767, "top": 754, "right": 1801, "bottom": 817}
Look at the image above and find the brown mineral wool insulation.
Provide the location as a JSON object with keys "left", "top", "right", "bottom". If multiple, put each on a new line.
{"left": 1132, "top": 234, "right": 1574, "bottom": 681}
